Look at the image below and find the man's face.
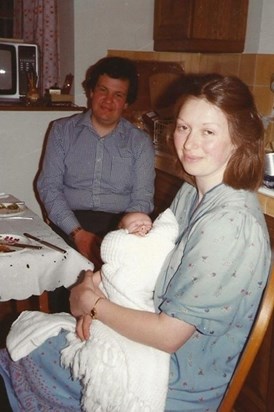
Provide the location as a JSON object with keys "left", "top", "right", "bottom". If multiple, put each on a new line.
{"left": 90, "top": 74, "right": 129, "bottom": 131}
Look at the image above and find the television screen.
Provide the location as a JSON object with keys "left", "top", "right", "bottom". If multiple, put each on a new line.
{"left": 0, "top": 45, "right": 16, "bottom": 93}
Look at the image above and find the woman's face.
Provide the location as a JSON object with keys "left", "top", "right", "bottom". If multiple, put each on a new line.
{"left": 174, "top": 97, "right": 235, "bottom": 194}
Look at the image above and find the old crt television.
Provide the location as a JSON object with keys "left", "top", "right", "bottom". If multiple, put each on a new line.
{"left": 0, "top": 40, "right": 39, "bottom": 101}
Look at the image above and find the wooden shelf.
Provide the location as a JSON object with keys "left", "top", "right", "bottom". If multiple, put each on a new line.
{"left": 0, "top": 103, "right": 85, "bottom": 111}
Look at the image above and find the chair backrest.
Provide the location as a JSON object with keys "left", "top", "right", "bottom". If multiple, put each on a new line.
{"left": 218, "top": 265, "right": 274, "bottom": 412}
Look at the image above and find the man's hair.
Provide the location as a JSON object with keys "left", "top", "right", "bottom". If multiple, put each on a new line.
{"left": 82, "top": 56, "right": 138, "bottom": 105}
{"left": 174, "top": 73, "right": 264, "bottom": 191}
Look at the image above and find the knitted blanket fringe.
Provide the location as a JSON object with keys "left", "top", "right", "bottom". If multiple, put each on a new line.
{"left": 61, "top": 323, "right": 169, "bottom": 412}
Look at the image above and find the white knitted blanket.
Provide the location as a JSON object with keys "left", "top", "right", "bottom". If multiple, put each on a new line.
{"left": 6, "top": 311, "right": 75, "bottom": 361}
{"left": 6, "top": 209, "right": 178, "bottom": 411}
{"left": 61, "top": 208, "right": 179, "bottom": 412}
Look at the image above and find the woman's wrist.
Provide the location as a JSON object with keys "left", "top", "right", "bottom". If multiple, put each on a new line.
{"left": 90, "top": 296, "right": 105, "bottom": 319}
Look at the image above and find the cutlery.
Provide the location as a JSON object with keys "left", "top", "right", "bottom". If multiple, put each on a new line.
{"left": 0, "top": 216, "right": 33, "bottom": 220}
{"left": 23, "top": 233, "right": 67, "bottom": 254}
{"left": 0, "top": 242, "right": 42, "bottom": 250}
{"left": 0, "top": 201, "right": 25, "bottom": 205}
{"left": 14, "top": 201, "right": 25, "bottom": 206}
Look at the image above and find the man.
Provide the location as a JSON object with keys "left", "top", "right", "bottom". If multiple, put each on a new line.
{"left": 37, "top": 56, "right": 155, "bottom": 274}
{"left": 37, "top": 57, "right": 155, "bottom": 311}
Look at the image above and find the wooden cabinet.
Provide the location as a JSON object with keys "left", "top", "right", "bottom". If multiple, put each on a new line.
{"left": 154, "top": 0, "right": 249, "bottom": 52}
{"left": 152, "top": 168, "right": 183, "bottom": 220}
{"left": 0, "top": 0, "right": 14, "bottom": 38}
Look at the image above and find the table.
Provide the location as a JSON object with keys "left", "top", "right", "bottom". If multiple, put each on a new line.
{"left": 0, "top": 194, "right": 94, "bottom": 313}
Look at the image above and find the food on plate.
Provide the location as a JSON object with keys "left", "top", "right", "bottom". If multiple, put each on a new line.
{"left": 7, "top": 203, "right": 20, "bottom": 210}
{"left": 0, "top": 244, "right": 13, "bottom": 253}
{"left": 0, "top": 203, "right": 21, "bottom": 215}
{"left": 0, "top": 202, "right": 20, "bottom": 210}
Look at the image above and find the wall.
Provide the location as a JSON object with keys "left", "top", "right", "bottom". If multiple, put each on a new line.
{"left": 58, "top": 0, "right": 74, "bottom": 94}
{"left": 0, "top": 110, "right": 82, "bottom": 216}
{"left": 2, "top": 0, "right": 274, "bottom": 216}
{"left": 73, "top": 0, "right": 154, "bottom": 106}
{"left": 257, "top": 0, "right": 274, "bottom": 53}
{"left": 71, "top": 0, "right": 274, "bottom": 106}
{"left": 244, "top": 0, "right": 263, "bottom": 53}
{"left": 245, "top": 0, "right": 274, "bottom": 53}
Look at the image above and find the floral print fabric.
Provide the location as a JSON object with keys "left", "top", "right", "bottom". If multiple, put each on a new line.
{"left": 155, "top": 182, "right": 271, "bottom": 411}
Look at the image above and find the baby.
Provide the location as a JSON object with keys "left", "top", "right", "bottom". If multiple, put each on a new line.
{"left": 61, "top": 208, "right": 179, "bottom": 412}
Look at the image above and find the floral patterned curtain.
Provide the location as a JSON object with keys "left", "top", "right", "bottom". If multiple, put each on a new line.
{"left": 13, "top": 0, "right": 59, "bottom": 95}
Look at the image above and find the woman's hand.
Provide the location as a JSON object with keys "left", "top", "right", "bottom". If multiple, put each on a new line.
{"left": 69, "top": 269, "right": 103, "bottom": 316}
{"left": 69, "top": 270, "right": 105, "bottom": 340}
{"left": 75, "top": 314, "right": 93, "bottom": 341}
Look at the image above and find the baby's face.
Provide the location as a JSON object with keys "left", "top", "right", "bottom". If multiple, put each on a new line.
{"left": 120, "top": 213, "right": 152, "bottom": 236}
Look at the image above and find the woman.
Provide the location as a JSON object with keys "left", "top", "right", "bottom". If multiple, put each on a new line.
{"left": 0, "top": 73, "right": 271, "bottom": 411}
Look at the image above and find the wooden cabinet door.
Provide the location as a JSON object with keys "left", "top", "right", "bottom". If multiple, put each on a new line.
{"left": 154, "top": 0, "right": 249, "bottom": 52}
{"left": 154, "top": 0, "right": 193, "bottom": 42}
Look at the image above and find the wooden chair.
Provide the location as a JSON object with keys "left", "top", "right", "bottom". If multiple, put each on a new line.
{"left": 218, "top": 265, "right": 274, "bottom": 412}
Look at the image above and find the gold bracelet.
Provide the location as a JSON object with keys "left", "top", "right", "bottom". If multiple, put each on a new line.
{"left": 90, "top": 297, "right": 105, "bottom": 319}
{"left": 70, "top": 226, "right": 82, "bottom": 240}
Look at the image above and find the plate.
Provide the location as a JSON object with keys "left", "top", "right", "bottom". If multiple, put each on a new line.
{"left": 0, "top": 234, "right": 30, "bottom": 256}
{"left": 0, "top": 202, "right": 25, "bottom": 217}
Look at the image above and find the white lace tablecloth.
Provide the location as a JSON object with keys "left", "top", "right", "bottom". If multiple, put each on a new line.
{"left": 0, "top": 194, "right": 93, "bottom": 301}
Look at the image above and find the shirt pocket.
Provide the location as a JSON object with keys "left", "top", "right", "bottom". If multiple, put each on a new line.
{"left": 110, "top": 156, "right": 133, "bottom": 191}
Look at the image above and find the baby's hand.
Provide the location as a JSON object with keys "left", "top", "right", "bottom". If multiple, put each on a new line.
{"left": 127, "top": 220, "right": 152, "bottom": 236}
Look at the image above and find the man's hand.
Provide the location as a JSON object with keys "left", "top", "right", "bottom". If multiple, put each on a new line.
{"left": 73, "top": 229, "right": 103, "bottom": 269}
